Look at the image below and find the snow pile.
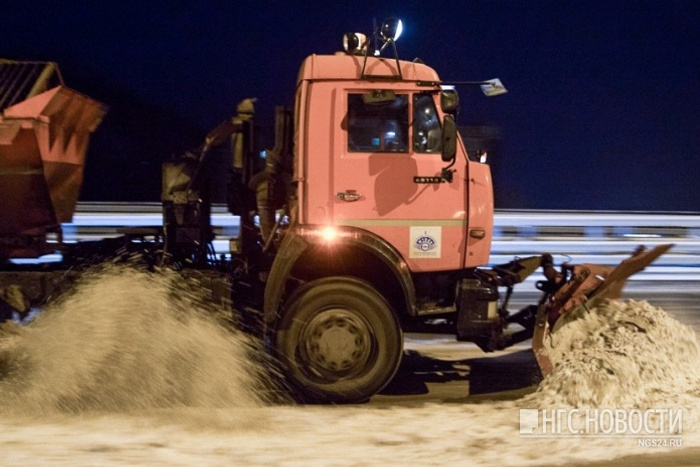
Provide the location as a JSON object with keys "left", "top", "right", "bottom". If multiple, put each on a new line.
{"left": 0, "top": 266, "right": 268, "bottom": 414}
{"left": 525, "top": 299, "right": 700, "bottom": 410}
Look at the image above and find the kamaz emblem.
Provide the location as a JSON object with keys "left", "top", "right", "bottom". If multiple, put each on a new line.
{"left": 414, "top": 176, "right": 443, "bottom": 184}
{"left": 414, "top": 235, "right": 437, "bottom": 252}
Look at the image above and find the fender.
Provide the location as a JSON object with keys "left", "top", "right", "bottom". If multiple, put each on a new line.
{"left": 263, "top": 225, "right": 417, "bottom": 324}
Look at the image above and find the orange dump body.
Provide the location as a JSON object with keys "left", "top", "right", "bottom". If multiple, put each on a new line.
{"left": 0, "top": 61, "right": 106, "bottom": 258}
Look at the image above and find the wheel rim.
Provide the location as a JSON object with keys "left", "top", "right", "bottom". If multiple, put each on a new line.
{"left": 301, "top": 307, "right": 374, "bottom": 378}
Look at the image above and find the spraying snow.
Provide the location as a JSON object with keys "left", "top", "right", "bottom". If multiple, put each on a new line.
{"left": 0, "top": 267, "right": 698, "bottom": 466}
{"left": 0, "top": 266, "right": 267, "bottom": 414}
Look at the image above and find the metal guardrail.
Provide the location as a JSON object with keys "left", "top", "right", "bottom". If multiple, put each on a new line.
{"left": 490, "top": 209, "right": 700, "bottom": 280}
{"left": 29, "top": 202, "right": 700, "bottom": 280}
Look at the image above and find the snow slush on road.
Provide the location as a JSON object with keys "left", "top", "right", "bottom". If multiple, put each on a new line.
{"left": 0, "top": 267, "right": 269, "bottom": 413}
{"left": 0, "top": 266, "right": 698, "bottom": 466}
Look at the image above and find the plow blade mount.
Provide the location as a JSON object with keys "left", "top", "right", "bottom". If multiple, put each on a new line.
{"left": 0, "top": 60, "right": 107, "bottom": 259}
{"left": 532, "top": 243, "right": 674, "bottom": 376}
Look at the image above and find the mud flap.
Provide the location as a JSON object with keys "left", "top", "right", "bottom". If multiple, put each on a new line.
{"left": 532, "top": 243, "right": 674, "bottom": 376}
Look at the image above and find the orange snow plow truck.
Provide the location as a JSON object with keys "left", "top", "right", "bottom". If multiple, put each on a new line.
{"left": 0, "top": 20, "right": 671, "bottom": 404}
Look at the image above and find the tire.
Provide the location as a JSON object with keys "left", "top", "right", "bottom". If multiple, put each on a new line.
{"left": 272, "top": 276, "right": 403, "bottom": 403}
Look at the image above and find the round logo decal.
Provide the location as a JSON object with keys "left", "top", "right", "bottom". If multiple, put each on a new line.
{"left": 414, "top": 235, "right": 436, "bottom": 252}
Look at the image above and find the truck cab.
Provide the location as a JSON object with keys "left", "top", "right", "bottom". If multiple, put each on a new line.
{"left": 254, "top": 27, "right": 506, "bottom": 403}
{"left": 294, "top": 53, "right": 494, "bottom": 272}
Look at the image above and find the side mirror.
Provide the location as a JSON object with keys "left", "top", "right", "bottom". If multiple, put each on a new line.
{"left": 440, "top": 89, "right": 459, "bottom": 115}
{"left": 441, "top": 115, "right": 457, "bottom": 162}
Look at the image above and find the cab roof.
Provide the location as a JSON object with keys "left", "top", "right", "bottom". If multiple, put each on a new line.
{"left": 297, "top": 53, "right": 441, "bottom": 85}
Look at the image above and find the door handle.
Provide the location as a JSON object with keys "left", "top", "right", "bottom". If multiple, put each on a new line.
{"left": 336, "top": 190, "right": 362, "bottom": 202}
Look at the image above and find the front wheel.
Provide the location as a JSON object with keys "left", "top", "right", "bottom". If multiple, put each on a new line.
{"left": 272, "top": 277, "right": 403, "bottom": 403}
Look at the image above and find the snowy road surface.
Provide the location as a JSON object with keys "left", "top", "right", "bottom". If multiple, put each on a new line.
{"left": 0, "top": 268, "right": 698, "bottom": 466}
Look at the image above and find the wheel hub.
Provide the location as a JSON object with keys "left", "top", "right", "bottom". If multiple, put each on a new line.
{"left": 303, "top": 308, "right": 373, "bottom": 375}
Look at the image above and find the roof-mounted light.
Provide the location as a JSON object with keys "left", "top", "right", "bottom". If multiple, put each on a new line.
{"left": 350, "top": 17, "right": 405, "bottom": 80}
{"left": 343, "top": 32, "right": 368, "bottom": 55}
{"left": 380, "top": 17, "right": 403, "bottom": 42}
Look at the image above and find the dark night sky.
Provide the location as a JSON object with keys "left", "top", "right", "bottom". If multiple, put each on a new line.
{"left": 3, "top": 1, "right": 699, "bottom": 211}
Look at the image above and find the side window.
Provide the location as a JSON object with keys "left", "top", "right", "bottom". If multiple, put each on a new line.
{"left": 413, "top": 93, "right": 442, "bottom": 153}
{"left": 347, "top": 93, "right": 408, "bottom": 153}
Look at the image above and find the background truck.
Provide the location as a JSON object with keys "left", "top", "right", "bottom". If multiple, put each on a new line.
{"left": 0, "top": 19, "right": 669, "bottom": 403}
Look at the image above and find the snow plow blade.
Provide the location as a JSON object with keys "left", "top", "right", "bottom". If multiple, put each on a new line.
{"left": 531, "top": 243, "right": 674, "bottom": 375}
